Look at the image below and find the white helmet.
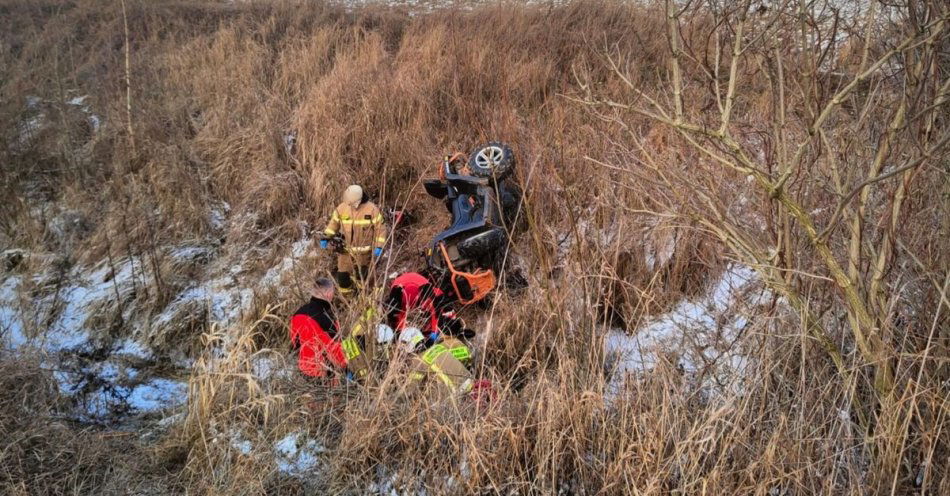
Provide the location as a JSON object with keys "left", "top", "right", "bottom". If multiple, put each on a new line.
{"left": 398, "top": 327, "right": 424, "bottom": 353}
{"left": 375, "top": 324, "right": 395, "bottom": 344}
{"left": 342, "top": 185, "right": 363, "bottom": 208}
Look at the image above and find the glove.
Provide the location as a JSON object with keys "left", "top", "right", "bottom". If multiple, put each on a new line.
{"left": 373, "top": 247, "right": 383, "bottom": 257}
{"left": 426, "top": 330, "right": 440, "bottom": 346}
{"left": 375, "top": 324, "right": 395, "bottom": 344}
{"left": 319, "top": 239, "right": 328, "bottom": 249}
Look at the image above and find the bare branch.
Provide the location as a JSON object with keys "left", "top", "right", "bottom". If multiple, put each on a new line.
{"left": 666, "top": 0, "right": 685, "bottom": 123}
{"left": 718, "top": 3, "right": 748, "bottom": 136}
{"left": 818, "top": 131, "right": 950, "bottom": 241}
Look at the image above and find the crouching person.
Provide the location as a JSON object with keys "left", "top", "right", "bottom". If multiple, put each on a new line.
{"left": 290, "top": 276, "right": 347, "bottom": 380}
{"left": 385, "top": 271, "right": 459, "bottom": 344}
{"left": 400, "top": 328, "right": 492, "bottom": 402}
{"left": 338, "top": 308, "right": 395, "bottom": 381}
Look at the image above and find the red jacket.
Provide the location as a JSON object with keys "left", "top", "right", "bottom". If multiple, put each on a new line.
{"left": 289, "top": 297, "right": 346, "bottom": 377}
{"left": 386, "top": 272, "right": 448, "bottom": 333}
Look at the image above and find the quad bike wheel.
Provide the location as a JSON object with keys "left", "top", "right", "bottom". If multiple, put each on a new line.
{"left": 468, "top": 142, "right": 515, "bottom": 181}
{"left": 492, "top": 180, "right": 523, "bottom": 228}
{"left": 457, "top": 227, "right": 508, "bottom": 260}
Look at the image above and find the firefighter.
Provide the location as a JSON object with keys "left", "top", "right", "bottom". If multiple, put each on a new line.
{"left": 289, "top": 277, "right": 346, "bottom": 378}
{"left": 384, "top": 271, "right": 463, "bottom": 341}
{"left": 399, "top": 326, "right": 493, "bottom": 401}
{"left": 321, "top": 185, "right": 387, "bottom": 294}
{"left": 339, "top": 304, "right": 395, "bottom": 380}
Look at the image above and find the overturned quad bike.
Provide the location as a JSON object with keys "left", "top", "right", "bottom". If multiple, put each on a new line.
{"left": 423, "top": 142, "right": 522, "bottom": 304}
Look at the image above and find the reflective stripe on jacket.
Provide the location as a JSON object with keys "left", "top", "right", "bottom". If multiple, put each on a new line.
{"left": 323, "top": 201, "right": 387, "bottom": 251}
{"left": 412, "top": 342, "right": 474, "bottom": 394}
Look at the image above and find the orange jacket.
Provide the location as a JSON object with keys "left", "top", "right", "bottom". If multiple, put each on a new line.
{"left": 289, "top": 297, "right": 346, "bottom": 377}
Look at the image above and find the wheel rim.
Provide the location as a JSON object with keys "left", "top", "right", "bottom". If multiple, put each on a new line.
{"left": 474, "top": 146, "right": 505, "bottom": 169}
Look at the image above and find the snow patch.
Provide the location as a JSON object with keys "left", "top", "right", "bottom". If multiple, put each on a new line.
{"left": 40, "top": 257, "right": 146, "bottom": 351}
{"left": 14, "top": 94, "right": 100, "bottom": 152}
{"left": 210, "top": 285, "right": 255, "bottom": 324}
{"left": 232, "top": 433, "right": 254, "bottom": 456}
{"left": 209, "top": 202, "right": 230, "bottom": 230}
{"left": 261, "top": 237, "right": 311, "bottom": 287}
{"left": 153, "top": 286, "right": 210, "bottom": 329}
{"left": 65, "top": 93, "right": 101, "bottom": 132}
{"left": 54, "top": 356, "right": 187, "bottom": 421}
{"left": 14, "top": 112, "right": 46, "bottom": 151}
{"left": 606, "top": 264, "right": 766, "bottom": 397}
{"left": 0, "top": 276, "right": 27, "bottom": 349}
{"left": 1, "top": 235, "right": 312, "bottom": 422}
{"left": 152, "top": 236, "right": 310, "bottom": 334}
{"left": 158, "top": 412, "right": 187, "bottom": 428}
{"left": 2, "top": 257, "right": 189, "bottom": 422}
{"left": 214, "top": 426, "right": 255, "bottom": 455}
{"left": 126, "top": 378, "right": 187, "bottom": 411}
{"left": 251, "top": 354, "right": 292, "bottom": 381}
{"left": 166, "top": 244, "right": 214, "bottom": 264}
{"left": 274, "top": 432, "right": 325, "bottom": 476}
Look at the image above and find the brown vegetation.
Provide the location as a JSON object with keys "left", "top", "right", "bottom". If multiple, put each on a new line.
{"left": 0, "top": 0, "right": 947, "bottom": 494}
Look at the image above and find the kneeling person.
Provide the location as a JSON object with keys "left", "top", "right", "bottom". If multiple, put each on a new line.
{"left": 385, "top": 271, "right": 459, "bottom": 341}
{"left": 401, "top": 327, "right": 490, "bottom": 400}
{"left": 289, "top": 277, "right": 347, "bottom": 378}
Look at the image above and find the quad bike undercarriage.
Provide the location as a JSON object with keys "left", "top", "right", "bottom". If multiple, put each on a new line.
{"left": 423, "top": 142, "right": 522, "bottom": 304}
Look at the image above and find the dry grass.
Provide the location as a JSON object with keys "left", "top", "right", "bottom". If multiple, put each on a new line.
{"left": 0, "top": 0, "right": 947, "bottom": 494}
{"left": 0, "top": 356, "right": 186, "bottom": 495}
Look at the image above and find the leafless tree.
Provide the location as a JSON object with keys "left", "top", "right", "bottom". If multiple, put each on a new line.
{"left": 581, "top": 0, "right": 948, "bottom": 445}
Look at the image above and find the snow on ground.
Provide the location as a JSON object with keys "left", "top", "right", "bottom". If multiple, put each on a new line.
{"left": 0, "top": 276, "right": 27, "bottom": 348}
{"left": 14, "top": 94, "right": 101, "bottom": 152}
{"left": 217, "top": 428, "right": 326, "bottom": 479}
{"left": 262, "top": 237, "right": 311, "bottom": 287}
{"left": 154, "top": 283, "right": 247, "bottom": 331}
{"left": 0, "top": 255, "right": 187, "bottom": 419}
{"left": 555, "top": 211, "right": 678, "bottom": 275}
{"left": 166, "top": 244, "right": 215, "bottom": 263}
{"left": 55, "top": 360, "right": 188, "bottom": 421}
{"left": 250, "top": 353, "right": 294, "bottom": 382}
{"left": 155, "top": 236, "right": 310, "bottom": 332}
{"left": 65, "top": 94, "right": 101, "bottom": 132}
{"left": 126, "top": 378, "right": 188, "bottom": 411}
{"left": 605, "top": 264, "right": 769, "bottom": 398}
{"left": 229, "top": 429, "right": 255, "bottom": 456}
{"left": 208, "top": 202, "right": 230, "bottom": 230}
{"left": 1, "top": 235, "right": 313, "bottom": 422}
{"left": 45, "top": 257, "right": 147, "bottom": 349}
{"left": 275, "top": 432, "right": 326, "bottom": 476}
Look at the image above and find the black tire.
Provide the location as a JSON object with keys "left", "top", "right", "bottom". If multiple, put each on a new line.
{"left": 468, "top": 142, "right": 515, "bottom": 181}
{"left": 457, "top": 227, "right": 507, "bottom": 259}
{"left": 498, "top": 181, "right": 522, "bottom": 226}
{"left": 485, "top": 181, "right": 522, "bottom": 229}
